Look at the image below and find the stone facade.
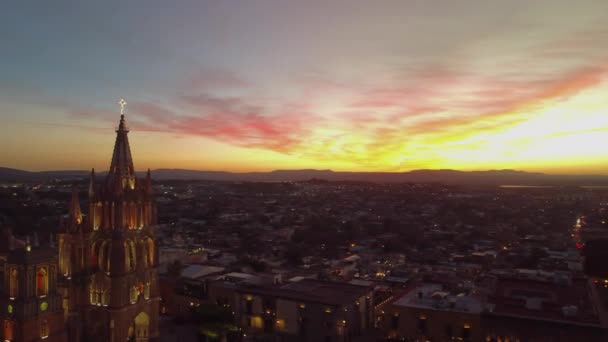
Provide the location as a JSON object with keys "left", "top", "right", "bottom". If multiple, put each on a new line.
{"left": 57, "top": 113, "right": 160, "bottom": 342}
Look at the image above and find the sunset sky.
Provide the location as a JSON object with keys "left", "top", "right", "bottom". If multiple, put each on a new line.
{"left": 1, "top": 0, "right": 608, "bottom": 174}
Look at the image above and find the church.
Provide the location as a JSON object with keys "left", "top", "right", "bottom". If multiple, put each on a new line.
{"left": 0, "top": 101, "right": 160, "bottom": 341}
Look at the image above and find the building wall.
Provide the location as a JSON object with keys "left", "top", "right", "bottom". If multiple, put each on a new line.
{"left": 384, "top": 305, "right": 482, "bottom": 342}
{"left": 482, "top": 314, "right": 606, "bottom": 342}
{"left": 275, "top": 299, "right": 298, "bottom": 335}
{"left": 231, "top": 289, "right": 373, "bottom": 342}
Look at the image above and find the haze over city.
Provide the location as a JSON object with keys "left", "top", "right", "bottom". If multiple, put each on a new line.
{"left": 2, "top": 0, "right": 608, "bottom": 174}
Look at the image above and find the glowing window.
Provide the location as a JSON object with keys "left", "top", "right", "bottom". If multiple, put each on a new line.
{"left": 40, "top": 320, "right": 49, "bottom": 339}
{"left": 36, "top": 268, "right": 48, "bottom": 297}
{"left": 147, "top": 239, "right": 155, "bottom": 266}
{"left": 250, "top": 316, "right": 263, "bottom": 329}
{"left": 4, "top": 320, "right": 14, "bottom": 341}
{"left": 275, "top": 319, "right": 286, "bottom": 330}
{"left": 130, "top": 286, "right": 138, "bottom": 304}
{"left": 9, "top": 269, "right": 18, "bottom": 298}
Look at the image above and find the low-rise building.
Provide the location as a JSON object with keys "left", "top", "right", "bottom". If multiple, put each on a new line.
{"left": 483, "top": 276, "right": 605, "bottom": 341}
{"left": 381, "top": 283, "right": 484, "bottom": 341}
{"left": 211, "top": 279, "right": 374, "bottom": 342}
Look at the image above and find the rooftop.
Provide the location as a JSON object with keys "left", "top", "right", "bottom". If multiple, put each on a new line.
{"left": 393, "top": 283, "right": 485, "bottom": 314}
{"left": 488, "top": 277, "right": 600, "bottom": 326}
{"left": 236, "top": 279, "right": 372, "bottom": 306}
{"left": 181, "top": 265, "right": 225, "bottom": 279}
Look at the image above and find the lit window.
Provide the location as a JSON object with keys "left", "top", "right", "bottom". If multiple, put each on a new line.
{"left": 40, "top": 320, "right": 49, "bottom": 339}
{"left": 4, "top": 320, "right": 14, "bottom": 341}
{"left": 130, "top": 286, "right": 138, "bottom": 304}
{"left": 90, "top": 286, "right": 97, "bottom": 305}
{"left": 275, "top": 319, "right": 286, "bottom": 330}
{"left": 144, "top": 282, "right": 151, "bottom": 299}
{"left": 36, "top": 268, "right": 48, "bottom": 297}
{"left": 9, "top": 269, "right": 18, "bottom": 298}
{"left": 250, "top": 316, "right": 263, "bottom": 329}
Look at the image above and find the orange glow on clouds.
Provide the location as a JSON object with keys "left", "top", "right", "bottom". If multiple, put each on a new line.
{"left": 1, "top": 66, "right": 607, "bottom": 174}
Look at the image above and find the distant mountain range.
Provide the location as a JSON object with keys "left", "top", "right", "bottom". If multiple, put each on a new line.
{"left": 2, "top": 166, "right": 608, "bottom": 186}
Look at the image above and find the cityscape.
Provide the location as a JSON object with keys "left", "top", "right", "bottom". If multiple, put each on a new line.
{"left": 2, "top": 1, "right": 608, "bottom": 342}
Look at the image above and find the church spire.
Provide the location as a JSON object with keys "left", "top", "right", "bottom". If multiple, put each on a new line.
{"left": 144, "top": 168, "right": 153, "bottom": 195}
{"left": 89, "top": 168, "right": 96, "bottom": 198}
{"left": 109, "top": 114, "right": 134, "bottom": 176}
{"left": 106, "top": 99, "right": 136, "bottom": 192}
{"left": 68, "top": 187, "right": 83, "bottom": 225}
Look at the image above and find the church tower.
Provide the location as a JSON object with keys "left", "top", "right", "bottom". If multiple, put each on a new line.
{"left": 0, "top": 228, "right": 67, "bottom": 342}
{"left": 58, "top": 100, "right": 160, "bottom": 342}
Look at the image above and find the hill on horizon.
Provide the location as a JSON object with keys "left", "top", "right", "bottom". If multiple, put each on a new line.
{"left": 1, "top": 166, "right": 608, "bottom": 186}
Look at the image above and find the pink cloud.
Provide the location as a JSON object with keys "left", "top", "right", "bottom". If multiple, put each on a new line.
{"left": 120, "top": 93, "right": 317, "bottom": 153}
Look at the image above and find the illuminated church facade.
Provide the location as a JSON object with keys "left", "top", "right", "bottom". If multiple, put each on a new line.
{"left": 0, "top": 103, "right": 160, "bottom": 341}
{"left": 58, "top": 109, "right": 160, "bottom": 341}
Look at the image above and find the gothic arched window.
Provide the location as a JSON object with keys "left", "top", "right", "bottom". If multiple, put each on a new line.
{"left": 3, "top": 320, "right": 14, "bottom": 341}
{"left": 124, "top": 242, "right": 131, "bottom": 272}
{"left": 134, "top": 312, "right": 149, "bottom": 339}
{"left": 144, "top": 282, "right": 151, "bottom": 300}
{"left": 9, "top": 269, "right": 18, "bottom": 298}
{"left": 40, "top": 319, "right": 49, "bottom": 338}
{"left": 36, "top": 267, "right": 48, "bottom": 297}
{"left": 147, "top": 239, "right": 155, "bottom": 266}
{"left": 98, "top": 241, "right": 111, "bottom": 273}
{"left": 90, "top": 241, "right": 99, "bottom": 268}
{"left": 103, "top": 289, "right": 110, "bottom": 306}
{"left": 130, "top": 285, "right": 138, "bottom": 304}
{"left": 129, "top": 240, "right": 136, "bottom": 270}
{"left": 89, "top": 285, "right": 96, "bottom": 305}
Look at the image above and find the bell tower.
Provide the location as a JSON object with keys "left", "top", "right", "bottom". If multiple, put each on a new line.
{"left": 58, "top": 99, "right": 160, "bottom": 342}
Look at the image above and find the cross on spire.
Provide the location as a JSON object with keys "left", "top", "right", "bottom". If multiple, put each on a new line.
{"left": 118, "top": 98, "right": 127, "bottom": 115}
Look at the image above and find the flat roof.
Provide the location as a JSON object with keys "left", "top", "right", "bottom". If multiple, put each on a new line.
{"left": 488, "top": 277, "right": 600, "bottom": 326}
{"left": 181, "top": 265, "right": 225, "bottom": 279}
{"left": 238, "top": 279, "right": 371, "bottom": 306}
{"left": 393, "top": 283, "right": 484, "bottom": 314}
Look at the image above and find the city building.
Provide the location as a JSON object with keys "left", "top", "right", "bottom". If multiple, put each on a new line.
{"left": 483, "top": 276, "right": 605, "bottom": 341}
{"left": 210, "top": 279, "right": 374, "bottom": 342}
{"left": 381, "top": 283, "right": 484, "bottom": 341}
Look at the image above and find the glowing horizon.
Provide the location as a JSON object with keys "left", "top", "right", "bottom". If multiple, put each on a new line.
{"left": 1, "top": 1, "right": 608, "bottom": 174}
